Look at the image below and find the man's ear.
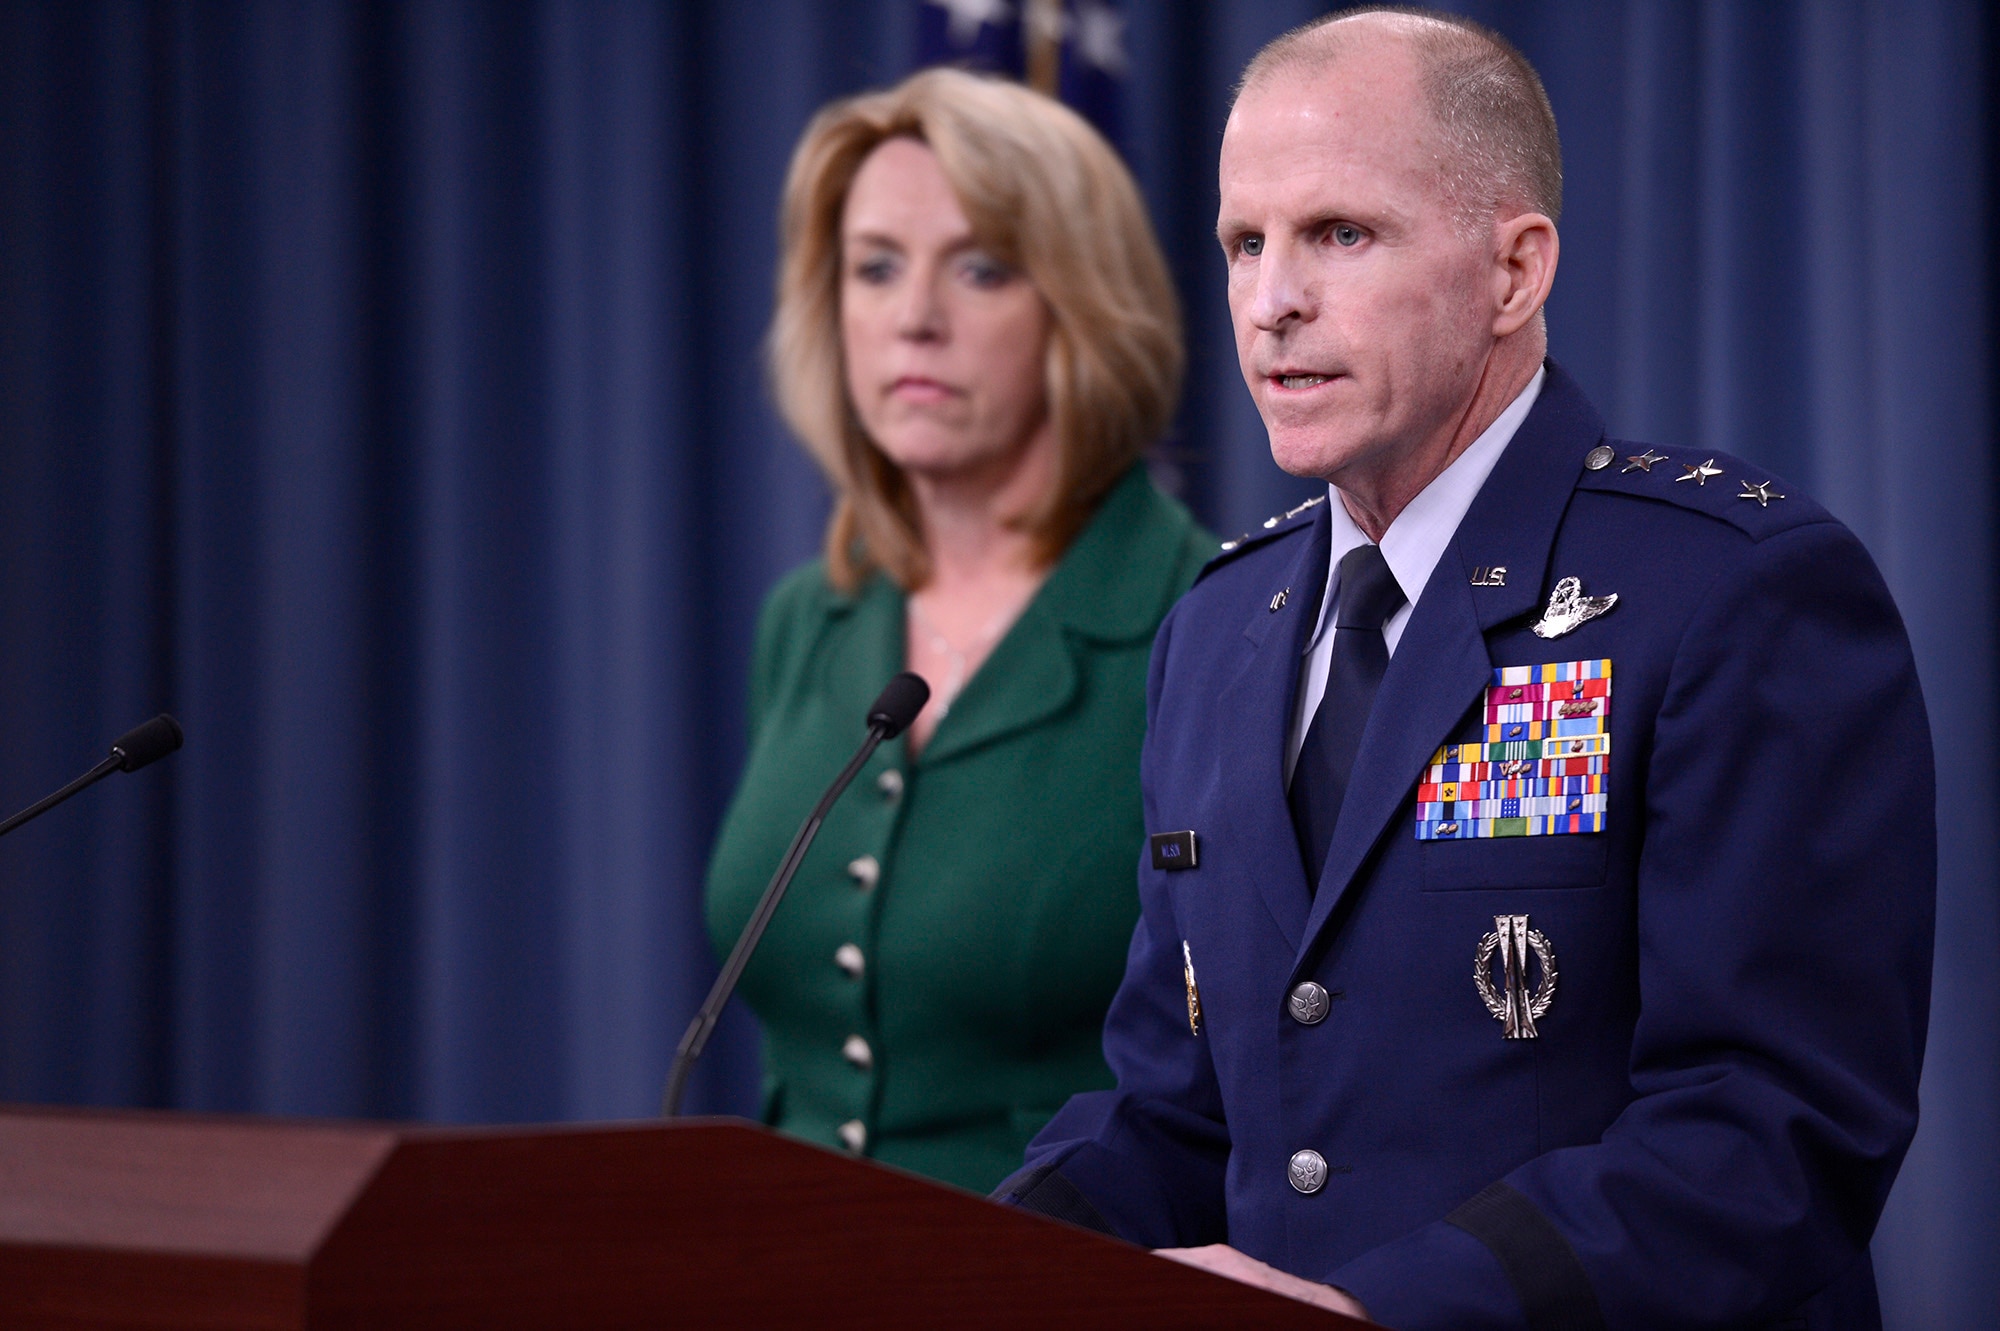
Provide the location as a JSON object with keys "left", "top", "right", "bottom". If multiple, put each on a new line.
{"left": 1491, "top": 212, "right": 1558, "bottom": 338}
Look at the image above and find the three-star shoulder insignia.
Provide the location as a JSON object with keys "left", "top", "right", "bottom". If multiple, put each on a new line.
{"left": 1577, "top": 441, "right": 1808, "bottom": 539}
{"left": 1264, "top": 493, "right": 1326, "bottom": 529}
{"left": 1218, "top": 493, "right": 1325, "bottom": 554}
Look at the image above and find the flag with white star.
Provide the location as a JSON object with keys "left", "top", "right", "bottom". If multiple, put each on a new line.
{"left": 915, "top": 0, "right": 1126, "bottom": 146}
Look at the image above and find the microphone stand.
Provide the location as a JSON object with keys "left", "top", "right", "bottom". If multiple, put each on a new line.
{"left": 0, "top": 755, "right": 121, "bottom": 839}
{"left": 662, "top": 674, "right": 928, "bottom": 1117}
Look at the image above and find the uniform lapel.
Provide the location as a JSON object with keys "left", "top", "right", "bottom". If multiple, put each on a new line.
{"left": 1215, "top": 504, "right": 1333, "bottom": 953}
{"left": 1294, "top": 364, "right": 1607, "bottom": 960}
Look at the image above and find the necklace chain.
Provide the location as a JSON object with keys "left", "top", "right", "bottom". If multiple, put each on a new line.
{"left": 908, "top": 597, "right": 1014, "bottom": 719}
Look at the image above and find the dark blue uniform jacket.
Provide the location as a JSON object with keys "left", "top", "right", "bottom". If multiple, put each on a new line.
{"left": 999, "top": 365, "right": 1934, "bottom": 1331}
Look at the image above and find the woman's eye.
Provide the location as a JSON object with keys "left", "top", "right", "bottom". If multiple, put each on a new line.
{"left": 958, "top": 254, "right": 1014, "bottom": 288}
{"left": 1240, "top": 235, "right": 1264, "bottom": 257}
{"left": 1332, "top": 224, "right": 1362, "bottom": 247}
{"left": 851, "top": 255, "right": 898, "bottom": 284}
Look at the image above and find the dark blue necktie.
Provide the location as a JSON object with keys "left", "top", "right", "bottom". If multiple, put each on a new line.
{"left": 1288, "top": 542, "right": 1407, "bottom": 889}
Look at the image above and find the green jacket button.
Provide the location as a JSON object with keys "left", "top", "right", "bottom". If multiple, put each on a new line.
{"left": 841, "top": 1035, "right": 873, "bottom": 1069}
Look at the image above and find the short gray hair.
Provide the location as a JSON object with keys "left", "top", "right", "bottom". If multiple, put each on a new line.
{"left": 1238, "top": 6, "right": 1562, "bottom": 229}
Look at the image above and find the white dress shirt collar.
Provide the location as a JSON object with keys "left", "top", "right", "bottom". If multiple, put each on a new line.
{"left": 1285, "top": 365, "right": 1546, "bottom": 781}
{"left": 1309, "top": 364, "right": 1546, "bottom": 654}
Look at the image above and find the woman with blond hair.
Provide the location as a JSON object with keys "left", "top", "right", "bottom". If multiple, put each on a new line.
{"left": 705, "top": 68, "right": 1212, "bottom": 1192}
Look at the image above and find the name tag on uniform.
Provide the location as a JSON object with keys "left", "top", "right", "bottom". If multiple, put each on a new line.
{"left": 1416, "top": 660, "right": 1612, "bottom": 840}
{"left": 1150, "top": 830, "right": 1199, "bottom": 870}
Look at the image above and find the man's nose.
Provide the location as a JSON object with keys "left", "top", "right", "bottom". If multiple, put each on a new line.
{"left": 1246, "top": 243, "right": 1311, "bottom": 330}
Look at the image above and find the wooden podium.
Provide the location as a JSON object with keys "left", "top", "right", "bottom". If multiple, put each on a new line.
{"left": 0, "top": 1106, "right": 1359, "bottom": 1328}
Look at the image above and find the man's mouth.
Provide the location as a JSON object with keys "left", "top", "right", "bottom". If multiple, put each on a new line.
{"left": 1272, "top": 373, "right": 1332, "bottom": 390}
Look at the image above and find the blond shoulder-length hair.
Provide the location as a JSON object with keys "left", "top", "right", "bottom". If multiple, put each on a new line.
{"left": 770, "top": 67, "right": 1183, "bottom": 593}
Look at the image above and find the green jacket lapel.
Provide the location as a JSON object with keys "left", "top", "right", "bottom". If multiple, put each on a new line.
{"left": 920, "top": 467, "right": 1190, "bottom": 767}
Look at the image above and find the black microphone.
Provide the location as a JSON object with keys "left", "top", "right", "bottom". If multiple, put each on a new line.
{"left": 0, "top": 714, "right": 184, "bottom": 840}
{"left": 662, "top": 672, "right": 928, "bottom": 1117}
{"left": 112, "top": 715, "right": 184, "bottom": 772}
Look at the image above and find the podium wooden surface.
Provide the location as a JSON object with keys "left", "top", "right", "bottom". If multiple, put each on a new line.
{"left": 0, "top": 1105, "right": 1360, "bottom": 1329}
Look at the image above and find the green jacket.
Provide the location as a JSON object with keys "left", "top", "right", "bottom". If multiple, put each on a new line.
{"left": 705, "top": 465, "right": 1215, "bottom": 1193}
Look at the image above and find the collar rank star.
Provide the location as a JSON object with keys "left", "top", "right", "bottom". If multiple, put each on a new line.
{"left": 1182, "top": 941, "right": 1202, "bottom": 1036}
{"left": 1533, "top": 577, "right": 1617, "bottom": 639}
{"left": 1676, "top": 457, "right": 1724, "bottom": 486}
{"left": 1739, "top": 478, "right": 1786, "bottom": 508}
{"left": 1475, "top": 915, "right": 1557, "bottom": 1039}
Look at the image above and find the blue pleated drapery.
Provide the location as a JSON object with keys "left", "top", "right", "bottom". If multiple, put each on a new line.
{"left": 0, "top": 4, "right": 1991, "bottom": 1325}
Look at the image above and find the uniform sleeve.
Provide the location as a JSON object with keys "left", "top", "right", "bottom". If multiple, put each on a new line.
{"left": 993, "top": 600, "right": 1233, "bottom": 1248}
{"left": 1333, "top": 520, "right": 1935, "bottom": 1330}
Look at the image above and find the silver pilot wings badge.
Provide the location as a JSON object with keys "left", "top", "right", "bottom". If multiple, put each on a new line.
{"left": 1532, "top": 577, "right": 1617, "bottom": 639}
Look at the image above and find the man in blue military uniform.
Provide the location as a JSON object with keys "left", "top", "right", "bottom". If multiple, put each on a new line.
{"left": 997, "top": 9, "right": 1934, "bottom": 1329}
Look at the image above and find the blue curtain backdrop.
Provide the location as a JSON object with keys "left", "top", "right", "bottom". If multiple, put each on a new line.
{"left": 0, "top": 2, "right": 1991, "bottom": 1324}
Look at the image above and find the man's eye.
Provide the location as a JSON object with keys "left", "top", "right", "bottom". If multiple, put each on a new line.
{"left": 1240, "top": 235, "right": 1264, "bottom": 257}
{"left": 1332, "top": 224, "right": 1362, "bottom": 247}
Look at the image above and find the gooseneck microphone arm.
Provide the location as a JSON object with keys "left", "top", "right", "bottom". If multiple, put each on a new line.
{"left": 0, "top": 715, "right": 184, "bottom": 840}
{"left": 662, "top": 672, "right": 929, "bottom": 1118}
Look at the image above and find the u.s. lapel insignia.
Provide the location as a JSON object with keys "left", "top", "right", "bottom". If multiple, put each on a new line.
{"left": 1183, "top": 941, "right": 1202, "bottom": 1036}
{"left": 1474, "top": 915, "right": 1557, "bottom": 1038}
{"left": 1532, "top": 577, "right": 1617, "bottom": 639}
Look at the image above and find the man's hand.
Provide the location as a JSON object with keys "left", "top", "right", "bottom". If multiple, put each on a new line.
{"left": 1155, "top": 1244, "right": 1372, "bottom": 1321}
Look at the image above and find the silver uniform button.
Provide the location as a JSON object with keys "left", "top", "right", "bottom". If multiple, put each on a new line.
{"left": 841, "top": 1034, "right": 873, "bottom": 1069}
{"left": 1288, "top": 981, "right": 1330, "bottom": 1025}
{"left": 1289, "top": 1149, "right": 1329, "bottom": 1195}
{"left": 876, "top": 769, "right": 904, "bottom": 801}
{"left": 1584, "top": 443, "right": 1616, "bottom": 471}
{"left": 834, "top": 943, "right": 865, "bottom": 977}
{"left": 847, "top": 855, "right": 880, "bottom": 890}
{"left": 837, "top": 1119, "right": 867, "bottom": 1153}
